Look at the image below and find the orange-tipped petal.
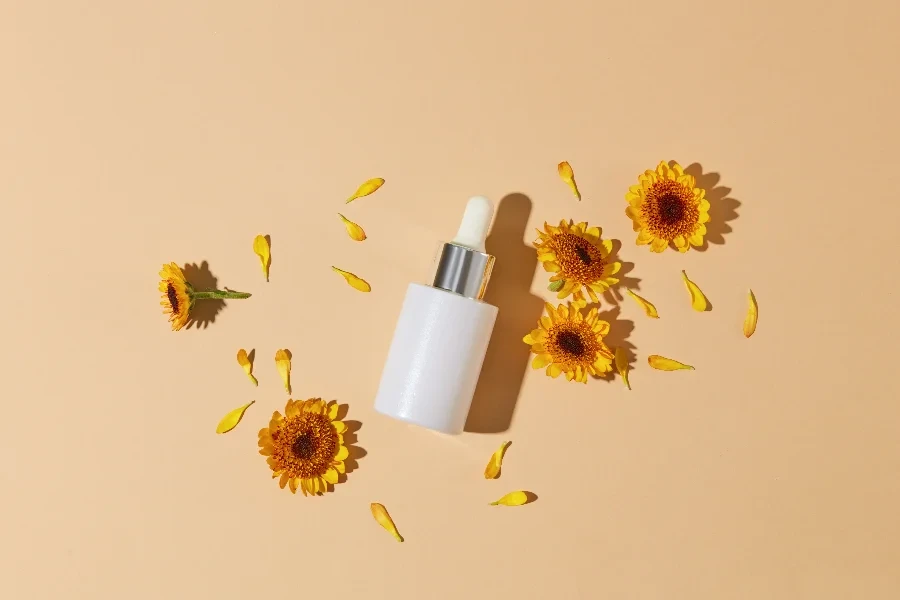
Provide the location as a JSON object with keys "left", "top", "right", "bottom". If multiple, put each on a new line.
{"left": 483, "top": 441, "right": 511, "bottom": 479}
{"left": 370, "top": 503, "right": 403, "bottom": 542}
{"left": 648, "top": 355, "right": 695, "bottom": 371}
{"left": 557, "top": 161, "right": 581, "bottom": 201}
{"left": 681, "top": 270, "right": 709, "bottom": 311}
{"left": 215, "top": 401, "right": 255, "bottom": 434}
{"left": 252, "top": 235, "right": 270, "bottom": 282}
{"left": 743, "top": 289, "right": 758, "bottom": 338}
{"left": 346, "top": 178, "right": 385, "bottom": 203}
{"left": 626, "top": 289, "right": 659, "bottom": 319}
{"left": 274, "top": 349, "right": 291, "bottom": 393}
{"left": 332, "top": 266, "right": 371, "bottom": 292}
{"left": 614, "top": 348, "right": 631, "bottom": 390}
{"left": 338, "top": 213, "right": 367, "bottom": 241}
{"left": 236, "top": 349, "right": 258, "bottom": 386}
{"left": 489, "top": 491, "right": 532, "bottom": 506}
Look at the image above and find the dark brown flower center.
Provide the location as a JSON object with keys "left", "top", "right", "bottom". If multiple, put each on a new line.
{"left": 292, "top": 432, "right": 316, "bottom": 460}
{"left": 658, "top": 194, "right": 684, "bottom": 224}
{"left": 557, "top": 330, "right": 585, "bottom": 356}
{"left": 641, "top": 179, "right": 699, "bottom": 240}
{"left": 167, "top": 282, "right": 180, "bottom": 313}
{"left": 552, "top": 233, "right": 606, "bottom": 283}
{"left": 574, "top": 245, "right": 592, "bottom": 265}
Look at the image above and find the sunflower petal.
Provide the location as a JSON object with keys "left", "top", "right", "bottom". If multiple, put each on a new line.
{"left": 346, "top": 177, "right": 384, "bottom": 203}
{"left": 275, "top": 349, "right": 291, "bottom": 393}
{"left": 532, "top": 354, "right": 552, "bottom": 369}
{"left": 236, "top": 349, "right": 258, "bottom": 386}
{"left": 626, "top": 289, "right": 659, "bottom": 318}
{"left": 323, "top": 467, "right": 339, "bottom": 485}
{"left": 648, "top": 355, "right": 695, "bottom": 371}
{"left": 370, "top": 503, "right": 403, "bottom": 542}
{"left": 252, "top": 234, "right": 270, "bottom": 282}
{"left": 490, "top": 491, "right": 532, "bottom": 506}
{"left": 332, "top": 266, "right": 371, "bottom": 292}
{"left": 215, "top": 401, "right": 255, "bottom": 434}
{"left": 614, "top": 348, "right": 631, "bottom": 390}
{"left": 743, "top": 289, "right": 758, "bottom": 338}
{"left": 327, "top": 401, "right": 340, "bottom": 420}
{"left": 557, "top": 161, "right": 581, "bottom": 201}
{"left": 484, "top": 440, "right": 511, "bottom": 479}
{"left": 338, "top": 213, "right": 367, "bottom": 241}
{"left": 681, "top": 270, "right": 709, "bottom": 311}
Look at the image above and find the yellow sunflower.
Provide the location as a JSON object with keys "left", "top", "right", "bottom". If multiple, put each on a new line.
{"left": 159, "top": 262, "right": 192, "bottom": 331}
{"left": 625, "top": 161, "right": 710, "bottom": 253}
{"left": 533, "top": 220, "right": 622, "bottom": 308}
{"left": 523, "top": 303, "right": 614, "bottom": 383}
{"left": 258, "top": 398, "right": 350, "bottom": 496}
{"left": 157, "top": 262, "right": 252, "bottom": 331}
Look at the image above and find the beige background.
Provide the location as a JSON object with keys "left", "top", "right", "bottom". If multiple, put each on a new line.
{"left": 2, "top": 1, "right": 900, "bottom": 598}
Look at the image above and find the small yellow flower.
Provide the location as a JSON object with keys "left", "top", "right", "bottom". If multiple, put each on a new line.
{"left": 158, "top": 263, "right": 251, "bottom": 331}
{"left": 258, "top": 398, "right": 351, "bottom": 496}
{"left": 625, "top": 161, "right": 710, "bottom": 253}
{"left": 533, "top": 220, "right": 621, "bottom": 308}
{"left": 523, "top": 303, "right": 614, "bottom": 383}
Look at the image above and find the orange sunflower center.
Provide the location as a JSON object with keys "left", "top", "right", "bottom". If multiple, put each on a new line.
{"left": 546, "top": 321, "right": 604, "bottom": 365}
{"left": 166, "top": 282, "right": 181, "bottom": 313}
{"left": 270, "top": 413, "right": 338, "bottom": 479}
{"left": 642, "top": 180, "right": 698, "bottom": 240}
{"left": 552, "top": 233, "right": 606, "bottom": 282}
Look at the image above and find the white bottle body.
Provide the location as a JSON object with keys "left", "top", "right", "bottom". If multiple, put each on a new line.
{"left": 374, "top": 283, "right": 498, "bottom": 434}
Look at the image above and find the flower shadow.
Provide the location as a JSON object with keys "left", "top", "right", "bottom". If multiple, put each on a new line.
{"left": 590, "top": 305, "right": 636, "bottom": 386}
{"left": 465, "top": 193, "right": 545, "bottom": 434}
{"left": 333, "top": 404, "right": 366, "bottom": 484}
{"left": 182, "top": 261, "right": 224, "bottom": 329}
{"left": 602, "top": 239, "right": 642, "bottom": 304}
{"left": 683, "top": 162, "right": 741, "bottom": 249}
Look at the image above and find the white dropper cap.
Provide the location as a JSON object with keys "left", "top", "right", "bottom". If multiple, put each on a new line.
{"left": 450, "top": 195, "right": 494, "bottom": 252}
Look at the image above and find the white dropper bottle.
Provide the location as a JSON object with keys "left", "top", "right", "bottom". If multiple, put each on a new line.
{"left": 374, "top": 196, "right": 498, "bottom": 434}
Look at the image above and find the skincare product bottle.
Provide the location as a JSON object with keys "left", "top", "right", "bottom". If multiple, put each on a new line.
{"left": 374, "top": 196, "right": 498, "bottom": 434}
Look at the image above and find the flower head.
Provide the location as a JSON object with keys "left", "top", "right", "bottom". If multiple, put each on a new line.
{"left": 258, "top": 399, "right": 350, "bottom": 496}
{"left": 523, "top": 303, "right": 614, "bottom": 383}
{"left": 533, "top": 220, "right": 621, "bottom": 308}
{"left": 159, "top": 262, "right": 192, "bottom": 331}
{"left": 625, "top": 161, "right": 710, "bottom": 253}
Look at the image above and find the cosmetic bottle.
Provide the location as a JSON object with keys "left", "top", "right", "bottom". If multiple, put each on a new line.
{"left": 374, "top": 196, "right": 498, "bottom": 434}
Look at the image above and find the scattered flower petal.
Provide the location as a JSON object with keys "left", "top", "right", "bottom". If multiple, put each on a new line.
{"left": 557, "top": 161, "right": 581, "bottom": 201}
{"left": 743, "top": 289, "right": 758, "bottom": 338}
{"left": 253, "top": 235, "right": 271, "bottom": 282}
{"left": 236, "top": 349, "right": 258, "bottom": 386}
{"left": 490, "top": 491, "right": 533, "bottom": 506}
{"left": 215, "top": 401, "right": 255, "bottom": 434}
{"left": 614, "top": 347, "right": 631, "bottom": 390}
{"left": 648, "top": 355, "right": 695, "bottom": 371}
{"left": 547, "top": 280, "right": 564, "bottom": 292}
{"left": 337, "top": 213, "right": 367, "bottom": 241}
{"left": 275, "top": 349, "right": 291, "bottom": 393}
{"left": 681, "top": 270, "right": 709, "bottom": 311}
{"left": 370, "top": 503, "right": 403, "bottom": 542}
{"left": 332, "top": 266, "right": 371, "bottom": 292}
{"left": 484, "top": 441, "right": 511, "bottom": 479}
{"left": 626, "top": 289, "right": 659, "bottom": 319}
{"left": 346, "top": 178, "right": 385, "bottom": 204}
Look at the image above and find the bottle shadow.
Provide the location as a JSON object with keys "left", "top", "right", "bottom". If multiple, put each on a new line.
{"left": 465, "top": 193, "right": 545, "bottom": 434}
{"left": 683, "top": 162, "right": 741, "bottom": 249}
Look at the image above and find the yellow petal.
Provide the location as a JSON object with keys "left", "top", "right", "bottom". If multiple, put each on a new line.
{"left": 346, "top": 177, "right": 385, "bottom": 203}
{"left": 215, "top": 401, "right": 255, "bottom": 434}
{"left": 236, "top": 349, "right": 258, "bottom": 386}
{"left": 252, "top": 234, "right": 270, "bottom": 282}
{"left": 614, "top": 348, "right": 631, "bottom": 390}
{"left": 332, "top": 266, "right": 371, "bottom": 292}
{"left": 483, "top": 440, "right": 512, "bottom": 479}
{"left": 681, "top": 270, "right": 709, "bottom": 311}
{"left": 275, "top": 349, "right": 291, "bottom": 393}
{"left": 743, "top": 289, "right": 758, "bottom": 338}
{"left": 648, "top": 355, "right": 695, "bottom": 371}
{"left": 626, "top": 289, "right": 659, "bottom": 319}
{"left": 532, "top": 354, "right": 552, "bottom": 369}
{"left": 323, "top": 467, "right": 339, "bottom": 485}
{"left": 337, "top": 213, "right": 367, "bottom": 241}
{"left": 557, "top": 161, "right": 581, "bottom": 201}
{"left": 490, "top": 491, "right": 533, "bottom": 506}
{"left": 370, "top": 503, "right": 403, "bottom": 542}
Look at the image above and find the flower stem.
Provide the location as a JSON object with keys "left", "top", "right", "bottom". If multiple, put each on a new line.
{"left": 192, "top": 290, "right": 252, "bottom": 300}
